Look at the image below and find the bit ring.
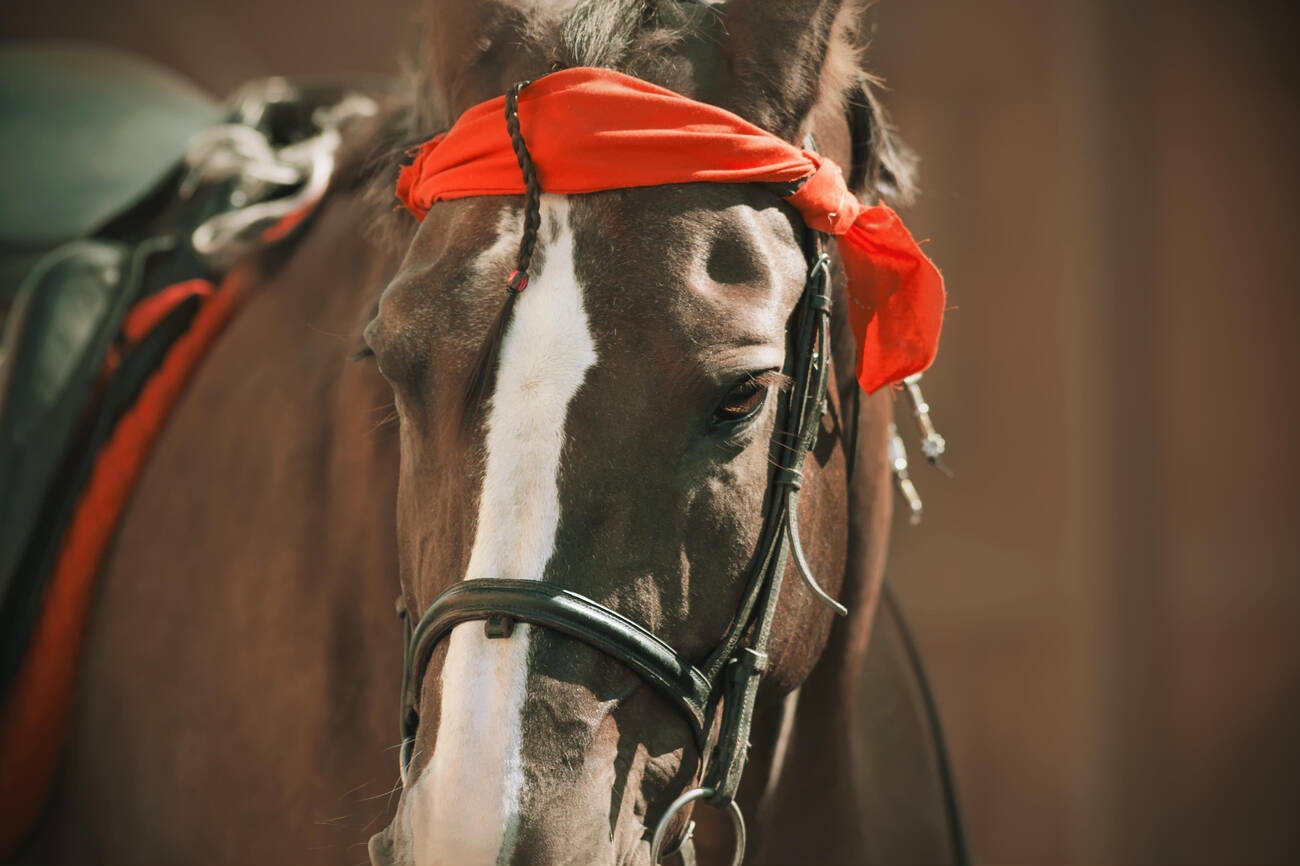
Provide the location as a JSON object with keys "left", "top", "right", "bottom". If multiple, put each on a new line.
{"left": 649, "top": 787, "right": 745, "bottom": 866}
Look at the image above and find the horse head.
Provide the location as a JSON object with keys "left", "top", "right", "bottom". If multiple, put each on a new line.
{"left": 365, "top": 1, "right": 919, "bottom": 863}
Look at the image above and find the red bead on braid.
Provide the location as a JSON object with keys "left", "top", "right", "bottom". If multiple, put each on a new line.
{"left": 507, "top": 269, "right": 529, "bottom": 293}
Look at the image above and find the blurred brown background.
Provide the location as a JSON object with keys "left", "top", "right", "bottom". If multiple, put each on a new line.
{"left": 4, "top": 1, "right": 1297, "bottom": 863}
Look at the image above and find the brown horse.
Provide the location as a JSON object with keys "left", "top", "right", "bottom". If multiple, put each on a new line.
{"left": 23, "top": 1, "right": 962, "bottom": 864}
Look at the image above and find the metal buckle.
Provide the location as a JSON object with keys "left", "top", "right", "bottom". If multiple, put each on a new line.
{"left": 806, "top": 251, "right": 832, "bottom": 292}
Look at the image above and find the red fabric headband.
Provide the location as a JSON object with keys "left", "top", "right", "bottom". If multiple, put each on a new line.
{"left": 395, "top": 67, "right": 944, "bottom": 394}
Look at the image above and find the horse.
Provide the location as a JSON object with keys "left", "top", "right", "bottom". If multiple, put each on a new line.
{"left": 12, "top": 1, "right": 963, "bottom": 863}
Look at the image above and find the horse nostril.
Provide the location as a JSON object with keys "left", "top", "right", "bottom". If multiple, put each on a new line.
{"left": 367, "top": 825, "right": 397, "bottom": 866}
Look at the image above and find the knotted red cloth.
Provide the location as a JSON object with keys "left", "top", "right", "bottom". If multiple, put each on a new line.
{"left": 396, "top": 67, "right": 944, "bottom": 393}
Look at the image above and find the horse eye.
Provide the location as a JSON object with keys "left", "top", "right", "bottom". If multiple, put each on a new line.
{"left": 713, "top": 378, "right": 770, "bottom": 426}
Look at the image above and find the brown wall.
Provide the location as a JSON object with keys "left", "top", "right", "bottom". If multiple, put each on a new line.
{"left": 871, "top": 2, "right": 1300, "bottom": 862}
{"left": 5, "top": 1, "right": 1298, "bottom": 863}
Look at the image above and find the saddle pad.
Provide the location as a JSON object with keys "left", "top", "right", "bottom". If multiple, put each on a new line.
{"left": 0, "top": 264, "right": 251, "bottom": 856}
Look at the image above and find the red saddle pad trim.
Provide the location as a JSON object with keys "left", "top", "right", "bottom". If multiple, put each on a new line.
{"left": 0, "top": 266, "right": 251, "bottom": 855}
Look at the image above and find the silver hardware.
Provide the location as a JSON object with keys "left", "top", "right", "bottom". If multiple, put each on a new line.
{"left": 181, "top": 82, "right": 378, "bottom": 269}
{"left": 650, "top": 787, "right": 745, "bottom": 866}
{"left": 902, "top": 373, "right": 950, "bottom": 474}
{"left": 658, "top": 820, "right": 696, "bottom": 866}
{"left": 888, "top": 422, "right": 923, "bottom": 525}
{"left": 228, "top": 76, "right": 299, "bottom": 127}
{"left": 807, "top": 252, "right": 831, "bottom": 287}
{"left": 787, "top": 506, "right": 848, "bottom": 615}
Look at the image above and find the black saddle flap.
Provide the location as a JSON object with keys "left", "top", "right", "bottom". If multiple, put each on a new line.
{"left": 0, "top": 240, "right": 132, "bottom": 625}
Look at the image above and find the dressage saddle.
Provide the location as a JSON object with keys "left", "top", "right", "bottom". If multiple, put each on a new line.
{"left": 0, "top": 44, "right": 213, "bottom": 690}
{"left": 0, "top": 42, "right": 364, "bottom": 698}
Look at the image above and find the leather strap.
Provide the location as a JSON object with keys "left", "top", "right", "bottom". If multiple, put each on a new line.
{"left": 699, "top": 240, "right": 833, "bottom": 804}
{"left": 403, "top": 579, "right": 713, "bottom": 749}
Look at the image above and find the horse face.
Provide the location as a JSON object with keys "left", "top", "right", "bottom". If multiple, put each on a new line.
{"left": 366, "top": 181, "right": 842, "bottom": 865}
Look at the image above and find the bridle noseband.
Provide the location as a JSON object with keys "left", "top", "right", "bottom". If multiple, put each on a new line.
{"left": 396, "top": 227, "right": 843, "bottom": 866}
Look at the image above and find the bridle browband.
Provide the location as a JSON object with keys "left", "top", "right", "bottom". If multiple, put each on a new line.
{"left": 394, "top": 82, "right": 848, "bottom": 866}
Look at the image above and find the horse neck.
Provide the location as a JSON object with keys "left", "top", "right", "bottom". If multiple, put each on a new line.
{"left": 231, "top": 180, "right": 406, "bottom": 591}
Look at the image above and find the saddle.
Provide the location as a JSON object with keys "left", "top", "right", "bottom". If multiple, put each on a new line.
{"left": 0, "top": 43, "right": 215, "bottom": 689}
{"left": 0, "top": 45, "right": 381, "bottom": 851}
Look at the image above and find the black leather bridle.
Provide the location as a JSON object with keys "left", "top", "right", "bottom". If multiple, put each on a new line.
{"left": 393, "top": 213, "right": 845, "bottom": 863}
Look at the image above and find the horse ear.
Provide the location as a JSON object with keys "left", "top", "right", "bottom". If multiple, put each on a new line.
{"left": 713, "top": 0, "right": 853, "bottom": 141}
{"left": 846, "top": 74, "right": 918, "bottom": 204}
{"left": 417, "top": 0, "right": 536, "bottom": 127}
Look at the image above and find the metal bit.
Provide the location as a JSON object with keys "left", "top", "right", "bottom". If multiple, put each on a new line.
{"left": 888, "top": 423, "right": 923, "bottom": 525}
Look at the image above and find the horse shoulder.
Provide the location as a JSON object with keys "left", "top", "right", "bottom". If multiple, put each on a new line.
{"left": 45, "top": 191, "right": 403, "bottom": 863}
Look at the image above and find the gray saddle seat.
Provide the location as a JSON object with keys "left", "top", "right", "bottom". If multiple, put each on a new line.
{"left": 0, "top": 44, "right": 219, "bottom": 630}
{"left": 0, "top": 42, "right": 220, "bottom": 250}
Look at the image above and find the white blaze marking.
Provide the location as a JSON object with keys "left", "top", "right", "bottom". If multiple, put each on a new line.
{"left": 409, "top": 196, "right": 596, "bottom": 865}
